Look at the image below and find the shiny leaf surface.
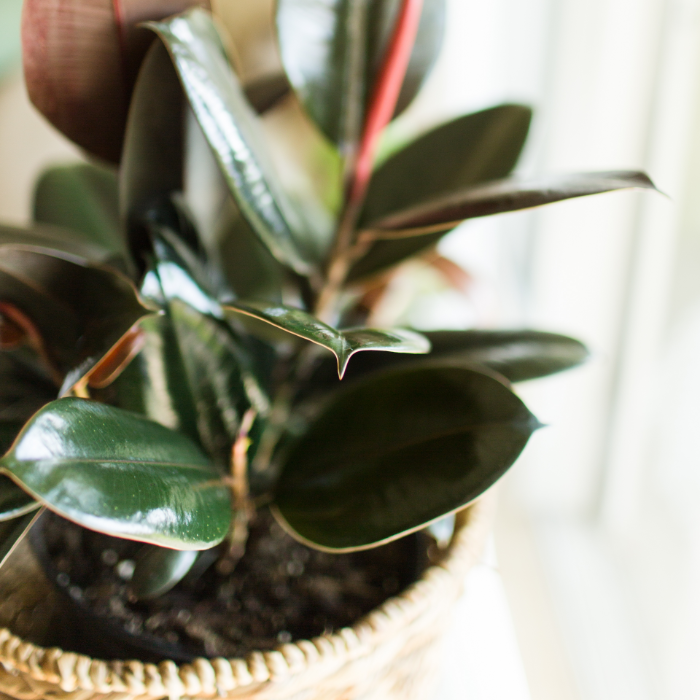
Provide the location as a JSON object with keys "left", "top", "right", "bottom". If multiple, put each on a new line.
{"left": 361, "top": 105, "right": 532, "bottom": 223}
{"left": 0, "top": 398, "right": 232, "bottom": 549}
{"left": 276, "top": 0, "right": 445, "bottom": 149}
{"left": 224, "top": 300, "right": 430, "bottom": 378}
{"left": 150, "top": 222, "right": 224, "bottom": 311}
{"left": 147, "top": 231, "right": 274, "bottom": 414}
{"left": 121, "top": 256, "right": 269, "bottom": 467}
{"left": 22, "top": 0, "right": 209, "bottom": 163}
{"left": 121, "top": 49, "right": 297, "bottom": 268}
{"left": 213, "top": 197, "right": 285, "bottom": 302}
{"left": 106, "top": 314, "right": 201, "bottom": 444}
{"left": 148, "top": 10, "right": 319, "bottom": 274}
{"left": 121, "top": 40, "right": 186, "bottom": 264}
{"left": 421, "top": 330, "right": 589, "bottom": 382}
{"left": 33, "top": 163, "right": 129, "bottom": 263}
{"left": 350, "top": 104, "right": 531, "bottom": 280}
{"left": 169, "top": 300, "right": 268, "bottom": 464}
{"left": 361, "top": 171, "right": 658, "bottom": 238}
{"left": 302, "top": 329, "right": 590, "bottom": 396}
{"left": 0, "top": 223, "right": 112, "bottom": 263}
{"left": 129, "top": 546, "right": 199, "bottom": 600}
{"left": 274, "top": 365, "right": 538, "bottom": 550}
{"left": 0, "top": 247, "right": 151, "bottom": 392}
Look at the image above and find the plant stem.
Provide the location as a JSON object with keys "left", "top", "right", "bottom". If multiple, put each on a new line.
{"left": 248, "top": 0, "right": 426, "bottom": 519}
{"left": 72, "top": 380, "right": 91, "bottom": 399}
{"left": 351, "top": 0, "right": 424, "bottom": 208}
{"left": 315, "top": 0, "right": 424, "bottom": 323}
{"left": 224, "top": 408, "right": 257, "bottom": 568}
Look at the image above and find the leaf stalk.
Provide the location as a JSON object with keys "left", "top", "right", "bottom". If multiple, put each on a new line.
{"left": 315, "top": 0, "right": 424, "bottom": 324}
{"left": 227, "top": 407, "right": 257, "bottom": 565}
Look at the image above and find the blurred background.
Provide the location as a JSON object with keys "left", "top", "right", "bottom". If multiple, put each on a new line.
{"left": 1, "top": 0, "right": 698, "bottom": 698}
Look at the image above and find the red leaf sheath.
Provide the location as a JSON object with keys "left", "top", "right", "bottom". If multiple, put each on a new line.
{"left": 349, "top": 0, "right": 424, "bottom": 207}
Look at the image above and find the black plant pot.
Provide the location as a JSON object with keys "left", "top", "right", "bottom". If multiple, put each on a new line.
{"left": 30, "top": 510, "right": 220, "bottom": 663}
{"left": 29, "top": 509, "right": 429, "bottom": 664}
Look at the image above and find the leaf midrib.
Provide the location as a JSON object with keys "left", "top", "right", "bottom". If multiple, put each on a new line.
{"left": 289, "top": 415, "right": 533, "bottom": 476}
{"left": 2, "top": 457, "right": 215, "bottom": 473}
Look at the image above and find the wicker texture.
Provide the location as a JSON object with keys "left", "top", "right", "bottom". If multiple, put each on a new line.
{"left": 0, "top": 494, "right": 495, "bottom": 700}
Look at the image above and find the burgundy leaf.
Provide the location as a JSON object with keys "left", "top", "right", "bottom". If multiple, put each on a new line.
{"left": 22, "top": 0, "right": 209, "bottom": 163}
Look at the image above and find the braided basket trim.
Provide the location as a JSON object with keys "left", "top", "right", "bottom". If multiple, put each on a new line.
{"left": 0, "top": 493, "right": 496, "bottom": 700}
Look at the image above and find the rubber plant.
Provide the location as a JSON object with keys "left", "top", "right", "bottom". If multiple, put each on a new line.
{"left": 0, "top": 0, "right": 654, "bottom": 611}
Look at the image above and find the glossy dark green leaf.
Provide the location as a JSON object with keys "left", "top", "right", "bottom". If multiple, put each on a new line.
{"left": 274, "top": 365, "right": 538, "bottom": 551}
{"left": 169, "top": 300, "right": 269, "bottom": 464}
{"left": 362, "top": 104, "right": 532, "bottom": 222}
{"left": 301, "top": 329, "right": 590, "bottom": 397}
{"left": 276, "top": 0, "right": 445, "bottom": 150}
{"left": 0, "top": 223, "right": 112, "bottom": 263}
{"left": 147, "top": 9, "right": 320, "bottom": 274}
{"left": 149, "top": 219, "right": 224, "bottom": 308}
{"left": 33, "top": 163, "right": 129, "bottom": 263}
{"left": 276, "top": 0, "right": 367, "bottom": 154}
{"left": 0, "top": 398, "right": 232, "bottom": 549}
{"left": 147, "top": 231, "right": 274, "bottom": 408}
{"left": 121, "top": 48, "right": 295, "bottom": 268}
{"left": 0, "top": 246, "right": 151, "bottom": 392}
{"left": 361, "top": 171, "right": 658, "bottom": 238}
{"left": 213, "top": 197, "right": 285, "bottom": 302}
{"left": 125, "top": 257, "right": 269, "bottom": 467}
{"left": 224, "top": 300, "right": 430, "bottom": 378}
{"left": 129, "top": 546, "right": 199, "bottom": 600}
{"left": 0, "top": 510, "right": 41, "bottom": 570}
{"left": 422, "top": 330, "right": 589, "bottom": 382}
{"left": 361, "top": 105, "right": 532, "bottom": 223}
{"left": 120, "top": 40, "right": 186, "bottom": 265}
{"left": 106, "top": 314, "right": 201, "bottom": 445}
{"left": 348, "top": 230, "right": 445, "bottom": 281}
{"left": 350, "top": 104, "right": 531, "bottom": 280}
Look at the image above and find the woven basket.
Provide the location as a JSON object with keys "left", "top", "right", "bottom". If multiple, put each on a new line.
{"left": 0, "top": 493, "right": 495, "bottom": 700}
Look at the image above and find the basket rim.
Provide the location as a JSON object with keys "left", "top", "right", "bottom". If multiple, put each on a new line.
{"left": 0, "top": 491, "right": 496, "bottom": 699}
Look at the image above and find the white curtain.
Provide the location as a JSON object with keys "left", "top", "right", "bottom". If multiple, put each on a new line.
{"left": 443, "top": 0, "right": 700, "bottom": 698}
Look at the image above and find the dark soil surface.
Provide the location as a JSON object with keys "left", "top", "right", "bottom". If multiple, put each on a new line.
{"left": 38, "top": 509, "right": 430, "bottom": 660}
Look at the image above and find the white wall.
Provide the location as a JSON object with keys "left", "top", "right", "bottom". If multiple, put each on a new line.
{"left": 0, "top": 73, "right": 82, "bottom": 225}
